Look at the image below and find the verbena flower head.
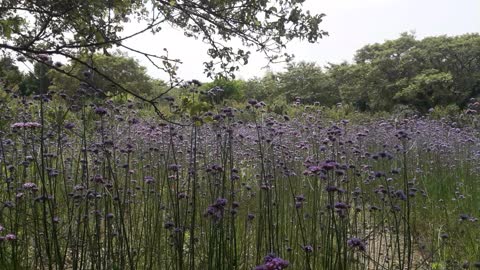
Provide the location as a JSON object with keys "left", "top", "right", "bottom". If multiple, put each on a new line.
{"left": 94, "top": 107, "right": 108, "bottom": 116}
{"left": 320, "top": 160, "right": 337, "bottom": 171}
{"left": 144, "top": 176, "right": 155, "bottom": 184}
{"left": 303, "top": 245, "right": 313, "bottom": 253}
{"left": 295, "top": 194, "right": 305, "bottom": 202}
{"left": 5, "top": 234, "right": 16, "bottom": 241}
{"left": 23, "top": 182, "right": 37, "bottom": 190}
{"left": 325, "top": 186, "right": 338, "bottom": 192}
{"left": 334, "top": 202, "right": 349, "bottom": 209}
{"left": 395, "top": 190, "right": 407, "bottom": 201}
{"left": 168, "top": 164, "right": 181, "bottom": 172}
{"left": 64, "top": 122, "right": 75, "bottom": 130}
{"left": 205, "top": 198, "right": 228, "bottom": 223}
{"left": 347, "top": 237, "right": 367, "bottom": 251}
{"left": 248, "top": 99, "right": 258, "bottom": 105}
{"left": 255, "top": 254, "right": 289, "bottom": 270}
{"left": 11, "top": 122, "right": 42, "bottom": 129}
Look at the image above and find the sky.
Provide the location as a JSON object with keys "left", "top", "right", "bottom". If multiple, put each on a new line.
{"left": 122, "top": 0, "right": 480, "bottom": 81}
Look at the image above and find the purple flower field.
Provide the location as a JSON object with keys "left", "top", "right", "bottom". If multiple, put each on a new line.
{"left": 0, "top": 92, "right": 479, "bottom": 269}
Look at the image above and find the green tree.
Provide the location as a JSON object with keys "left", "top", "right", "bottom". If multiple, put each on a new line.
{"left": 200, "top": 78, "right": 246, "bottom": 104}
{"left": 327, "top": 62, "right": 373, "bottom": 111}
{"left": 394, "top": 69, "right": 454, "bottom": 112}
{"left": 274, "top": 62, "right": 338, "bottom": 105}
{"left": 244, "top": 72, "right": 280, "bottom": 103}
{"left": 18, "top": 62, "right": 51, "bottom": 95}
{"left": 0, "top": 55, "right": 23, "bottom": 91}
{"left": 49, "top": 52, "right": 153, "bottom": 100}
{"left": 352, "top": 32, "right": 418, "bottom": 111}
{"left": 329, "top": 33, "right": 480, "bottom": 112}
{"left": 413, "top": 34, "right": 480, "bottom": 106}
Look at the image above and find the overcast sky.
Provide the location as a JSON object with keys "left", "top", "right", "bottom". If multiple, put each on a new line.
{"left": 122, "top": 0, "right": 479, "bottom": 81}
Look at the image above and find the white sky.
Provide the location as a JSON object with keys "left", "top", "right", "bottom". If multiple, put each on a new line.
{"left": 122, "top": 0, "right": 480, "bottom": 81}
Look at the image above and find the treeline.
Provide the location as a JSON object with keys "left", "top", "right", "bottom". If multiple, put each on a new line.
{"left": 203, "top": 33, "right": 480, "bottom": 114}
{"left": 1, "top": 33, "right": 479, "bottom": 114}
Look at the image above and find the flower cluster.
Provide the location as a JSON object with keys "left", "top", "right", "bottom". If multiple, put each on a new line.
{"left": 205, "top": 198, "right": 228, "bottom": 223}
{"left": 0, "top": 225, "right": 16, "bottom": 242}
{"left": 347, "top": 237, "right": 367, "bottom": 252}
{"left": 11, "top": 122, "right": 42, "bottom": 129}
{"left": 255, "top": 254, "right": 289, "bottom": 270}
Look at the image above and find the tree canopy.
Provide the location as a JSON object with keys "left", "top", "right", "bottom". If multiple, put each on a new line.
{"left": 242, "top": 33, "right": 480, "bottom": 114}
{"left": 0, "top": 0, "right": 327, "bottom": 79}
{"left": 49, "top": 52, "right": 154, "bottom": 99}
{"left": 342, "top": 33, "right": 480, "bottom": 112}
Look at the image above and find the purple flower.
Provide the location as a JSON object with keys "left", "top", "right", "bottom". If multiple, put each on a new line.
{"left": 347, "top": 237, "right": 366, "bottom": 251}
{"left": 307, "top": 165, "right": 322, "bottom": 173}
{"left": 23, "top": 182, "right": 37, "bottom": 190}
{"left": 395, "top": 130, "right": 409, "bottom": 140}
{"left": 215, "top": 198, "right": 227, "bottom": 206}
{"left": 11, "top": 122, "right": 42, "bottom": 129}
{"left": 295, "top": 194, "right": 305, "bottom": 202}
{"left": 64, "top": 122, "right": 75, "bottom": 130}
{"left": 255, "top": 254, "right": 289, "bottom": 270}
{"left": 11, "top": 122, "right": 25, "bottom": 129}
{"left": 325, "top": 186, "right": 338, "bottom": 192}
{"left": 303, "top": 245, "right": 313, "bottom": 253}
{"left": 168, "top": 164, "right": 181, "bottom": 172}
{"left": 248, "top": 99, "right": 258, "bottom": 105}
{"left": 205, "top": 198, "right": 228, "bottom": 223}
{"left": 5, "top": 234, "right": 16, "bottom": 241}
{"left": 395, "top": 190, "right": 407, "bottom": 201}
{"left": 320, "top": 160, "right": 337, "bottom": 171}
{"left": 144, "top": 176, "right": 155, "bottom": 184}
{"left": 94, "top": 107, "right": 108, "bottom": 116}
{"left": 334, "top": 202, "right": 349, "bottom": 209}
{"left": 295, "top": 202, "right": 303, "bottom": 209}
{"left": 92, "top": 175, "right": 104, "bottom": 184}
{"left": 73, "top": 184, "right": 85, "bottom": 191}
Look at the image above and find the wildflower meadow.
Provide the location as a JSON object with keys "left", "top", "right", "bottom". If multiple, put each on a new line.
{"left": 0, "top": 88, "right": 479, "bottom": 270}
